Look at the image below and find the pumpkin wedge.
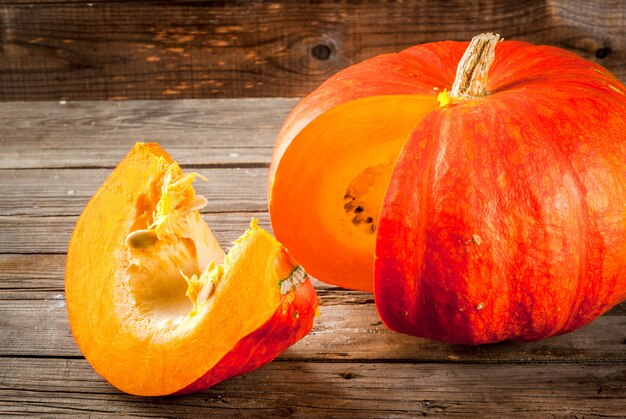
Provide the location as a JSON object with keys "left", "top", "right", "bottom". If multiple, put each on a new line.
{"left": 66, "top": 143, "right": 317, "bottom": 396}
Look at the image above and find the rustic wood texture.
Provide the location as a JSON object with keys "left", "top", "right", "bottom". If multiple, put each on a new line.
{"left": 0, "top": 99, "right": 295, "bottom": 169}
{"left": 0, "top": 99, "right": 625, "bottom": 416}
{"left": 0, "top": 0, "right": 625, "bottom": 100}
{"left": 2, "top": 359, "right": 625, "bottom": 417}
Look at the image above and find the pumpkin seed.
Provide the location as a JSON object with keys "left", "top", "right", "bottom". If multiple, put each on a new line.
{"left": 125, "top": 229, "right": 158, "bottom": 249}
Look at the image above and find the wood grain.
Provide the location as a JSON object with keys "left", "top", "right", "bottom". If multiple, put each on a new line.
{"left": 1, "top": 358, "right": 624, "bottom": 417}
{"left": 0, "top": 0, "right": 624, "bottom": 100}
{"left": 0, "top": 167, "right": 268, "bottom": 216}
{"left": 0, "top": 99, "right": 294, "bottom": 169}
{"left": 0, "top": 254, "right": 65, "bottom": 290}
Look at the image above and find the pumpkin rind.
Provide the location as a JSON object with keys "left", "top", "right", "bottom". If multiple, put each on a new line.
{"left": 174, "top": 277, "right": 317, "bottom": 394}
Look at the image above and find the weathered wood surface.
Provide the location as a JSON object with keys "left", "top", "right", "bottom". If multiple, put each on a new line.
{"left": 2, "top": 359, "right": 625, "bottom": 417}
{"left": 0, "top": 0, "right": 624, "bottom": 100}
{"left": 0, "top": 99, "right": 295, "bottom": 169}
{"left": 0, "top": 99, "right": 625, "bottom": 416}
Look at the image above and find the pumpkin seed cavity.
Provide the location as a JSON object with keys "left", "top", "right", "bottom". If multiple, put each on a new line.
{"left": 343, "top": 162, "right": 393, "bottom": 234}
{"left": 119, "top": 163, "right": 217, "bottom": 334}
{"left": 119, "top": 161, "right": 309, "bottom": 337}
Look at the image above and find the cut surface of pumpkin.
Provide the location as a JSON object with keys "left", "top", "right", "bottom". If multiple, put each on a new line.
{"left": 66, "top": 143, "right": 317, "bottom": 396}
{"left": 269, "top": 95, "right": 438, "bottom": 291}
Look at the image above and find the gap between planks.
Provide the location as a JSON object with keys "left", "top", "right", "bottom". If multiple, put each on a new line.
{"left": 4, "top": 162, "right": 271, "bottom": 170}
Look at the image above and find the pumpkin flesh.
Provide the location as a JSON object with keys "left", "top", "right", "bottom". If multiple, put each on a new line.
{"left": 270, "top": 95, "right": 438, "bottom": 291}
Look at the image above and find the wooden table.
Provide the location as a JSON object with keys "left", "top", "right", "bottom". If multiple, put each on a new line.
{"left": 1, "top": 99, "right": 624, "bottom": 417}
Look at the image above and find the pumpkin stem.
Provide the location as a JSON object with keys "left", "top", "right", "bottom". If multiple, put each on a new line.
{"left": 451, "top": 33, "right": 501, "bottom": 98}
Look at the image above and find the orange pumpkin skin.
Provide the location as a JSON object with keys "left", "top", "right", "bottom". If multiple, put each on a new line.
{"left": 174, "top": 278, "right": 317, "bottom": 394}
{"left": 375, "top": 41, "right": 626, "bottom": 344}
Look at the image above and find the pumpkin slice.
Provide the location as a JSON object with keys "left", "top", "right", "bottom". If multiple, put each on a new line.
{"left": 66, "top": 143, "right": 318, "bottom": 396}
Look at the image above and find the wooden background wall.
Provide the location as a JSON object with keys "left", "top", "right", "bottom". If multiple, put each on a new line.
{"left": 0, "top": 0, "right": 624, "bottom": 100}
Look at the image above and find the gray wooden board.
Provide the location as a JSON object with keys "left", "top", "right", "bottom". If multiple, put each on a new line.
{"left": 1, "top": 359, "right": 624, "bottom": 417}
{"left": 0, "top": 99, "right": 296, "bottom": 169}
{"left": 0, "top": 213, "right": 270, "bottom": 254}
{"left": 0, "top": 98, "right": 624, "bottom": 416}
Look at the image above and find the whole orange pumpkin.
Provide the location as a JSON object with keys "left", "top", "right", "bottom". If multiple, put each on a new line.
{"left": 269, "top": 34, "right": 626, "bottom": 343}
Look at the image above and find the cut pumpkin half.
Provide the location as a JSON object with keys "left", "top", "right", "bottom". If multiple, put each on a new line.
{"left": 66, "top": 143, "right": 318, "bottom": 396}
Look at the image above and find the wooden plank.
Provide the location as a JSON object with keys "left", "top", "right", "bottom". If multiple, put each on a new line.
{"left": 1, "top": 358, "right": 624, "bottom": 417}
{"left": 0, "top": 254, "right": 65, "bottom": 291}
{"left": 0, "top": 213, "right": 270, "bottom": 254}
{"left": 1, "top": 211, "right": 624, "bottom": 364}
{"left": 0, "top": 167, "right": 268, "bottom": 216}
{"left": 1, "top": 290, "right": 625, "bottom": 362}
{"left": 2, "top": 0, "right": 138, "bottom": 3}
{"left": 0, "top": 1, "right": 624, "bottom": 100}
{"left": 0, "top": 99, "right": 294, "bottom": 169}
{"left": 0, "top": 253, "right": 338, "bottom": 292}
